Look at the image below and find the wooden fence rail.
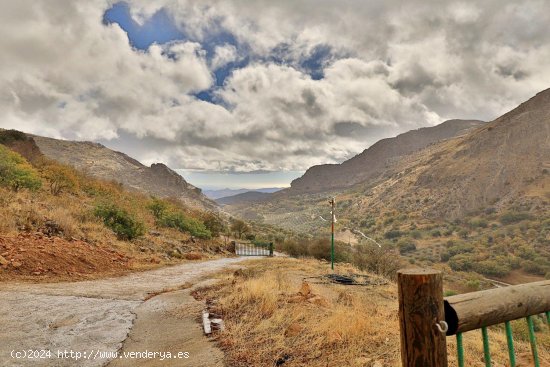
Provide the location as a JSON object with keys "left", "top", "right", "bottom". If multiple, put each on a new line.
{"left": 398, "top": 268, "right": 550, "bottom": 367}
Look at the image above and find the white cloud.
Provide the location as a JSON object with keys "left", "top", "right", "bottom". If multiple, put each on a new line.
{"left": 1, "top": 0, "right": 550, "bottom": 173}
{"left": 211, "top": 44, "right": 238, "bottom": 70}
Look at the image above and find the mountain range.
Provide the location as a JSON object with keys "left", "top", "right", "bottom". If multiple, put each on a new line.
{"left": 203, "top": 187, "right": 283, "bottom": 200}
{"left": 222, "top": 88, "right": 550, "bottom": 225}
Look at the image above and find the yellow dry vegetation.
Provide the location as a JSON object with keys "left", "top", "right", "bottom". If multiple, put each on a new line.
{"left": 0, "top": 147, "right": 229, "bottom": 281}
{"left": 198, "top": 258, "right": 550, "bottom": 367}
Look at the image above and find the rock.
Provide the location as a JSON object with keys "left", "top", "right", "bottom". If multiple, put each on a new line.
{"left": 307, "top": 295, "right": 330, "bottom": 308}
{"left": 284, "top": 323, "right": 303, "bottom": 337}
{"left": 0, "top": 255, "right": 8, "bottom": 266}
{"left": 12, "top": 261, "right": 22, "bottom": 269}
{"left": 299, "top": 281, "right": 311, "bottom": 297}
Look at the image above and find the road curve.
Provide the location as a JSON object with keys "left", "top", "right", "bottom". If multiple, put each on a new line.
{"left": 0, "top": 257, "right": 247, "bottom": 367}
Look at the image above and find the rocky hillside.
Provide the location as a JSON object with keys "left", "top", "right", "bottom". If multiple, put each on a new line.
{"left": 31, "top": 135, "right": 216, "bottom": 210}
{"left": 289, "top": 119, "right": 485, "bottom": 193}
{"left": 365, "top": 88, "right": 550, "bottom": 218}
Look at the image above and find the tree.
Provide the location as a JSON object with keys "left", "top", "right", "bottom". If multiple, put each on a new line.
{"left": 44, "top": 164, "right": 78, "bottom": 195}
{"left": 202, "top": 212, "right": 226, "bottom": 237}
{"left": 0, "top": 145, "right": 41, "bottom": 191}
{"left": 230, "top": 219, "right": 250, "bottom": 239}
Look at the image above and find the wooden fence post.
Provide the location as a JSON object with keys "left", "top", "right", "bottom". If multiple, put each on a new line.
{"left": 398, "top": 268, "right": 448, "bottom": 367}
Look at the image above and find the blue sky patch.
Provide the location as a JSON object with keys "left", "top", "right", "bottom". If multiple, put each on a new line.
{"left": 103, "top": 2, "right": 185, "bottom": 50}
{"left": 103, "top": 2, "right": 335, "bottom": 102}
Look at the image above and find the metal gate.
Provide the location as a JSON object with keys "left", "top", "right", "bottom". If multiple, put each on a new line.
{"left": 235, "top": 241, "right": 273, "bottom": 256}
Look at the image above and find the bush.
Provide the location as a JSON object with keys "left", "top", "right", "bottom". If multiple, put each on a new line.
{"left": 43, "top": 163, "right": 78, "bottom": 195}
{"left": 473, "top": 260, "right": 511, "bottom": 277}
{"left": 158, "top": 212, "right": 211, "bottom": 239}
{"left": 397, "top": 239, "right": 417, "bottom": 254}
{"left": 410, "top": 230, "right": 422, "bottom": 239}
{"left": 94, "top": 203, "right": 145, "bottom": 240}
{"left": 458, "top": 229, "right": 470, "bottom": 239}
{"left": 202, "top": 212, "right": 226, "bottom": 237}
{"left": 500, "top": 212, "right": 532, "bottom": 225}
{"left": 430, "top": 229, "right": 442, "bottom": 237}
{"left": 230, "top": 219, "right": 250, "bottom": 239}
{"left": 449, "top": 254, "right": 474, "bottom": 271}
{"left": 0, "top": 129, "right": 27, "bottom": 145}
{"left": 469, "top": 219, "right": 488, "bottom": 228}
{"left": 384, "top": 230, "right": 403, "bottom": 239}
{"left": 522, "top": 259, "right": 550, "bottom": 276}
{"left": 0, "top": 145, "right": 41, "bottom": 191}
{"left": 147, "top": 198, "right": 168, "bottom": 219}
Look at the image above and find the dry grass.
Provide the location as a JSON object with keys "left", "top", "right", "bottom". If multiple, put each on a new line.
{"left": 199, "top": 258, "right": 400, "bottom": 366}
{"left": 0, "top": 167, "right": 230, "bottom": 281}
{"left": 46, "top": 207, "right": 81, "bottom": 238}
{"left": 198, "top": 258, "right": 550, "bottom": 367}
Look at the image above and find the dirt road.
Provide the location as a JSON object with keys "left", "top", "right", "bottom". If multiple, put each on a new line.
{"left": 0, "top": 257, "right": 248, "bottom": 367}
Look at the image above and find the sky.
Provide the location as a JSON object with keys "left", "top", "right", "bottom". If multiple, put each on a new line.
{"left": 1, "top": 1, "right": 550, "bottom": 189}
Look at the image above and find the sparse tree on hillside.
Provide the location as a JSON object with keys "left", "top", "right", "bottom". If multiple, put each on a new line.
{"left": 231, "top": 219, "right": 250, "bottom": 239}
{"left": 44, "top": 164, "right": 78, "bottom": 195}
{"left": 0, "top": 145, "right": 41, "bottom": 192}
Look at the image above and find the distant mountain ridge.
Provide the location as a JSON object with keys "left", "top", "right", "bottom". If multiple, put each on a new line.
{"left": 30, "top": 135, "right": 216, "bottom": 210}
{"left": 204, "top": 187, "right": 283, "bottom": 200}
{"left": 289, "top": 119, "right": 485, "bottom": 193}
{"left": 216, "top": 191, "right": 272, "bottom": 205}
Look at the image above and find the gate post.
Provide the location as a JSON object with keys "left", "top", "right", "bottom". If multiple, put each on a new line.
{"left": 269, "top": 242, "right": 274, "bottom": 257}
{"left": 398, "top": 269, "right": 447, "bottom": 367}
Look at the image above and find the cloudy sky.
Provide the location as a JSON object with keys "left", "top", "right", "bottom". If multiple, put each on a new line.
{"left": 1, "top": 1, "right": 550, "bottom": 189}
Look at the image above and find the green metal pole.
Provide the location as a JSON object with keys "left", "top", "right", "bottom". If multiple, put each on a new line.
{"left": 481, "top": 327, "right": 491, "bottom": 367}
{"left": 505, "top": 321, "right": 516, "bottom": 367}
{"left": 456, "top": 332, "right": 465, "bottom": 367}
{"left": 526, "top": 316, "right": 540, "bottom": 367}
{"left": 331, "top": 197, "right": 335, "bottom": 271}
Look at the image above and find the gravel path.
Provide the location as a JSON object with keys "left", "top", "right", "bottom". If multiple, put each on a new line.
{"left": 0, "top": 257, "right": 247, "bottom": 366}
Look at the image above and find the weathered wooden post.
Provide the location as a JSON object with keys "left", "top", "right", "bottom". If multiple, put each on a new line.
{"left": 398, "top": 268, "right": 448, "bottom": 367}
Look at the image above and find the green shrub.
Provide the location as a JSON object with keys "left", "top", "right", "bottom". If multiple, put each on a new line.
{"left": 0, "top": 129, "right": 27, "bottom": 145}
{"left": 458, "top": 229, "right": 470, "bottom": 239}
{"left": 521, "top": 258, "right": 550, "bottom": 276}
{"left": 500, "top": 212, "right": 532, "bottom": 224}
{"left": 158, "top": 211, "right": 211, "bottom": 239}
{"left": 469, "top": 219, "right": 488, "bottom": 228}
{"left": 410, "top": 230, "right": 422, "bottom": 239}
{"left": 397, "top": 239, "right": 417, "bottom": 254}
{"left": 202, "top": 212, "right": 226, "bottom": 237}
{"left": 147, "top": 198, "right": 168, "bottom": 219}
{"left": 430, "top": 229, "right": 442, "bottom": 237}
{"left": 473, "top": 260, "right": 511, "bottom": 277}
{"left": 449, "top": 254, "right": 474, "bottom": 271}
{"left": 94, "top": 203, "right": 145, "bottom": 240}
{"left": 384, "top": 229, "right": 403, "bottom": 239}
{"left": 0, "top": 145, "right": 41, "bottom": 191}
